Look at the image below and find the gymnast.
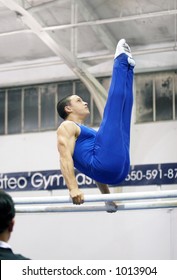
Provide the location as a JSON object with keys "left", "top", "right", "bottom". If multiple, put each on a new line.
{"left": 57, "top": 39, "right": 135, "bottom": 212}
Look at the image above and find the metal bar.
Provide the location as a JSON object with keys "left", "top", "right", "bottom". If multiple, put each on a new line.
{"left": 13, "top": 190, "right": 177, "bottom": 205}
{"left": 43, "top": 9, "right": 177, "bottom": 30}
{"left": 15, "top": 200, "right": 177, "bottom": 213}
{"left": 1, "top": 8, "right": 177, "bottom": 35}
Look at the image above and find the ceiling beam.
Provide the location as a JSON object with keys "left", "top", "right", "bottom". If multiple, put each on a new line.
{"left": 31, "top": 8, "right": 177, "bottom": 30}
{"left": 0, "top": 7, "right": 177, "bottom": 36}
{"left": 71, "top": 0, "right": 78, "bottom": 56}
{"left": 55, "top": 8, "right": 177, "bottom": 28}
{"left": 26, "top": 0, "right": 66, "bottom": 13}
{"left": 0, "top": 0, "right": 107, "bottom": 115}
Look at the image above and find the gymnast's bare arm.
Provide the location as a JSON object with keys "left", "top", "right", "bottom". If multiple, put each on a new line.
{"left": 57, "top": 121, "right": 84, "bottom": 205}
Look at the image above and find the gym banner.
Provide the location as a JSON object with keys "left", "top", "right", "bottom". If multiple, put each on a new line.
{"left": 0, "top": 163, "right": 177, "bottom": 192}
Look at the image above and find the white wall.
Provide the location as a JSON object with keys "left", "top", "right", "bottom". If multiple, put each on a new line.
{"left": 11, "top": 209, "right": 176, "bottom": 260}
{"left": 0, "top": 51, "right": 177, "bottom": 260}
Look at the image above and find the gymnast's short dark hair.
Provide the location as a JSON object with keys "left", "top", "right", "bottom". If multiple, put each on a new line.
{"left": 0, "top": 190, "right": 15, "bottom": 234}
{"left": 57, "top": 95, "right": 72, "bottom": 120}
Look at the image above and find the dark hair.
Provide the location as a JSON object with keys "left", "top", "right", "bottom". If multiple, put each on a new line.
{"left": 57, "top": 95, "right": 72, "bottom": 120}
{"left": 0, "top": 191, "right": 15, "bottom": 234}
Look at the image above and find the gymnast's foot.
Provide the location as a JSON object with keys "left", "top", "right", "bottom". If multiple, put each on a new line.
{"left": 114, "top": 39, "right": 135, "bottom": 66}
{"left": 105, "top": 201, "right": 118, "bottom": 213}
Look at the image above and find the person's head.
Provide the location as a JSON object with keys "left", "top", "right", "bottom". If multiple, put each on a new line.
{"left": 0, "top": 190, "right": 15, "bottom": 241}
{"left": 57, "top": 95, "right": 90, "bottom": 121}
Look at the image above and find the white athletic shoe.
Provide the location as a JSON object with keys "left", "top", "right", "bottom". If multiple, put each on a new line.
{"left": 114, "top": 38, "right": 135, "bottom": 66}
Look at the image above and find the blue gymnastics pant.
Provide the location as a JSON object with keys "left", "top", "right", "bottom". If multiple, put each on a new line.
{"left": 92, "top": 53, "right": 134, "bottom": 184}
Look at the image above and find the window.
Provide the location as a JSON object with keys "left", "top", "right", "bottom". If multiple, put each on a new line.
{"left": 8, "top": 89, "right": 21, "bottom": 134}
{"left": 41, "top": 85, "right": 56, "bottom": 130}
{"left": 24, "top": 87, "right": 38, "bottom": 132}
{"left": 57, "top": 82, "right": 73, "bottom": 125}
{"left": 1, "top": 70, "right": 176, "bottom": 135}
{"left": 75, "top": 80, "right": 103, "bottom": 126}
{"left": 0, "top": 90, "right": 5, "bottom": 135}
{"left": 57, "top": 81, "right": 73, "bottom": 99}
{"left": 93, "top": 101, "right": 101, "bottom": 126}
{"left": 136, "top": 75, "right": 153, "bottom": 123}
{"left": 75, "top": 80, "right": 91, "bottom": 125}
{"left": 175, "top": 72, "right": 177, "bottom": 120}
{"left": 0, "top": 79, "right": 103, "bottom": 135}
{"left": 135, "top": 71, "right": 177, "bottom": 123}
{"left": 155, "top": 73, "right": 173, "bottom": 121}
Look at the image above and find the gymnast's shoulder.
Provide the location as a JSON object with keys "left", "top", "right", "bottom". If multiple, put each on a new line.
{"left": 57, "top": 120, "right": 80, "bottom": 138}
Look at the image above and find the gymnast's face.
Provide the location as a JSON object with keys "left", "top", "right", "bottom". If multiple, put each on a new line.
{"left": 67, "top": 95, "right": 90, "bottom": 117}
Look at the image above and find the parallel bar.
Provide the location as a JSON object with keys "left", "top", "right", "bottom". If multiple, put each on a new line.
{"left": 15, "top": 200, "right": 177, "bottom": 213}
{"left": 13, "top": 190, "right": 177, "bottom": 205}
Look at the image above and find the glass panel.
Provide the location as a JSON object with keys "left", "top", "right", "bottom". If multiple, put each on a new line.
{"left": 41, "top": 84, "right": 56, "bottom": 129}
{"left": 99, "top": 77, "right": 111, "bottom": 92}
{"left": 93, "top": 101, "right": 101, "bottom": 126}
{"left": 175, "top": 72, "right": 177, "bottom": 120}
{"left": 95, "top": 77, "right": 111, "bottom": 126}
{"left": 155, "top": 73, "right": 173, "bottom": 121}
{"left": 0, "top": 90, "right": 5, "bottom": 134}
{"left": 8, "top": 89, "right": 21, "bottom": 134}
{"left": 57, "top": 82, "right": 73, "bottom": 124}
{"left": 135, "top": 75, "right": 153, "bottom": 123}
{"left": 57, "top": 81, "right": 73, "bottom": 100}
{"left": 24, "top": 87, "right": 38, "bottom": 132}
{"left": 75, "top": 81, "right": 91, "bottom": 125}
